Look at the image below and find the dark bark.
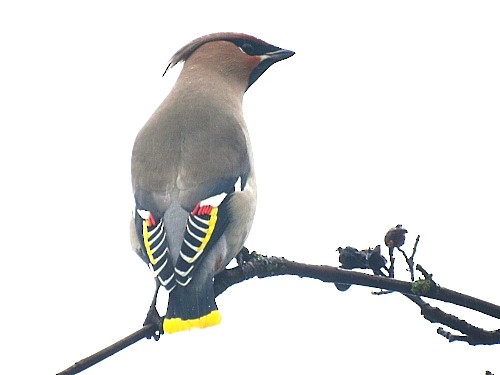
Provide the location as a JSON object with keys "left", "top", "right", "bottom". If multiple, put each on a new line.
{"left": 57, "top": 252, "right": 500, "bottom": 374}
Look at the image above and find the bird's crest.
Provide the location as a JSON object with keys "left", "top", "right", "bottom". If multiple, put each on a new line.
{"left": 163, "top": 32, "right": 271, "bottom": 76}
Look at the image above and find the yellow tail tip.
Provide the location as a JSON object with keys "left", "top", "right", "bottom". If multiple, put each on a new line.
{"left": 163, "top": 310, "right": 221, "bottom": 334}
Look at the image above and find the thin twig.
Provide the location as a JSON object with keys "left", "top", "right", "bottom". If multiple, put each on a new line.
{"left": 396, "top": 235, "right": 419, "bottom": 281}
{"left": 388, "top": 247, "right": 395, "bottom": 278}
{"left": 57, "top": 324, "right": 157, "bottom": 375}
{"left": 396, "top": 246, "right": 415, "bottom": 280}
{"left": 416, "top": 264, "right": 433, "bottom": 280}
{"left": 411, "top": 235, "right": 420, "bottom": 258}
{"left": 372, "top": 289, "right": 394, "bottom": 295}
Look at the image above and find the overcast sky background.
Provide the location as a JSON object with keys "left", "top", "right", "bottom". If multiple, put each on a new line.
{"left": 1, "top": 1, "right": 499, "bottom": 374}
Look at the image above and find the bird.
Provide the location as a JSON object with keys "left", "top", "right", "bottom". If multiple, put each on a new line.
{"left": 130, "top": 32, "right": 294, "bottom": 334}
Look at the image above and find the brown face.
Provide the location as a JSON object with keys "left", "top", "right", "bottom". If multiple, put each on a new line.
{"left": 187, "top": 40, "right": 264, "bottom": 91}
{"left": 166, "top": 33, "right": 293, "bottom": 90}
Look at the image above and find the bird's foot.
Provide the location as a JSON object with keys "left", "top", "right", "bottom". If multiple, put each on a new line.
{"left": 143, "top": 305, "right": 164, "bottom": 341}
{"left": 236, "top": 247, "right": 251, "bottom": 267}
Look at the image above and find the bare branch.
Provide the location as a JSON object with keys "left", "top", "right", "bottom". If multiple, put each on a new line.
{"left": 215, "top": 255, "right": 500, "bottom": 320}
{"left": 404, "top": 294, "right": 500, "bottom": 345}
{"left": 57, "top": 250, "right": 500, "bottom": 374}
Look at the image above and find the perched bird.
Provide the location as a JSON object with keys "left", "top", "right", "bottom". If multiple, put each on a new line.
{"left": 130, "top": 32, "right": 294, "bottom": 334}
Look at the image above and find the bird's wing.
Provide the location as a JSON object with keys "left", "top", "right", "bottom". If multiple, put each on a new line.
{"left": 134, "top": 208, "right": 177, "bottom": 291}
{"left": 173, "top": 176, "right": 246, "bottom": 286}
{"left": 134, "top": 132, "right": 250, "bottom": 290}
{"left": 134, "top": 175, "right": 246, "bottom": 290}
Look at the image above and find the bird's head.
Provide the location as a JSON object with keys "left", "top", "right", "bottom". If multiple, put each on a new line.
{"left": 164, "top": 32, "right": 294, "bottom": 91}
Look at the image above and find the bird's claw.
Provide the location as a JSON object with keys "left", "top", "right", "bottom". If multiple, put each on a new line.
{"left": 143, "top": 305, "right": 164, "bottom": 341}
{"left": 236, "top": 247, "right": 251, "bottom": 267}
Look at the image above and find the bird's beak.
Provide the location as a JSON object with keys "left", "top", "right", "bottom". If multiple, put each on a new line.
{"left": 247, "top": 48, "right": 295, "bottom": 89}
{"left": 264, "top": 48, "right": 295, "bottom": 63}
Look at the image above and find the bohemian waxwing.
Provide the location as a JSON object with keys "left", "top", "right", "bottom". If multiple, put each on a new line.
{"left": 130, "top": 32, "right": 294, "bottom": 334}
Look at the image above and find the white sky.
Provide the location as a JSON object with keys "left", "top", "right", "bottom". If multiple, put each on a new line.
{"left": 1, "top": 1, "right": 499, "bottom": 374}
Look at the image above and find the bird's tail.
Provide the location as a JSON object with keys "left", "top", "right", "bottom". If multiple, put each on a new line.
{"left": 163, "top": 282, "right": 221, "bottom": 334}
